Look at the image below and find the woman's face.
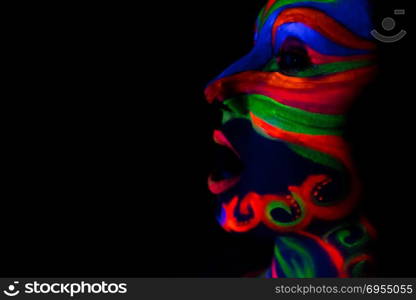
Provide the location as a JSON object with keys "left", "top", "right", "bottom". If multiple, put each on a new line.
{"left": 205, "top": 0, "right": 377, "bottom": 234}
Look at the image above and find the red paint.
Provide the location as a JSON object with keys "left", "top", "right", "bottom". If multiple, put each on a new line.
{"left": 251, "top": 114, "right": 361, "bottom": 220}
{"left": 299, "top": 231, "right": 347, "bottom": 277}
{"left": 271, "top": 8, "right": 376, "bottom": 50}
{"left": 208, "top": 175, "right": 240, "bottom": 195}
{"left": 221, "top": 193, "right": 263, "bottom": 232}
{"left": 205, "top": 67, "right": 376, "bottom": 114}
{"left": 271, "top": 258, "right": 279, "bottom": 278}
{"left": 345, "top": 253, "right": 373, "bottom": 276}
{"left": 306, "top": 46, "right": 375, "bottom": 65}
{"left": 263, "top": 0, "right": 278, "bottom": 20}
{"left": 261, "top": 193, "right": 313, "bottom": 232}
{"left": 360, "top": 216, "right": 378, "bottom": 240}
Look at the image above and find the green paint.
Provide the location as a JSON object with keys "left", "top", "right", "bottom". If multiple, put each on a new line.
{"left": 337, "top": 228, "right": 369, "bottom": 249}
{"left": 274, "top": 236, "right": 316, "bottom": 278}
{"left": 256, "top": 7, "right": 266, "bottom": 28}
{"left": 266, "top": 192, "right": 305, "bottom": 227}
{"left": 288, "top": 143, "right": 344, "bottom": 172}
{"left": 221, "top": 96, "right": 249, "bottom": 124}
{"left": 259, "top": 0, "right": 337, "bottom": 29}
{"left": 263, "top": 57, "right": 373, "bottom": 77}
{"left": 324, "top": 223, "right": 369, "bottom": 251}
{"left": 296, "top": 60, "right": 373, "bottom": 77}
{"left": 221, "top": 94, "right": 347, "bottom": 170}
{"left": 263, "top": 58, "right": 280, "bottom": 72}
{"left": 351, "top": 260, "right": 366, "bottom": 277}
{"left": 224, "top": 94, "right": 345, "bottom": 135}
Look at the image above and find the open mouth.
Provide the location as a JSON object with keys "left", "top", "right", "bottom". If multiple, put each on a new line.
{"left": 208, "top": 130, "right": 244, "bottom": 194}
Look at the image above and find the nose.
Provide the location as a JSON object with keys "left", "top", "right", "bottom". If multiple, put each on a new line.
{"left": 209, "top": 49, "right": 269, "bottom": 84}
{"left": 205, "top": 27, "right": 275, "bottom": 103}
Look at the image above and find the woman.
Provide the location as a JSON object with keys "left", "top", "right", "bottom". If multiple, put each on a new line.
{"left": 205, "top": 0, "right": 380, "bottom": 277}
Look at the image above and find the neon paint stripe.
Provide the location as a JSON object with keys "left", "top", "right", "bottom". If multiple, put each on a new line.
{"left": 337, "top": 229, "right": 368, "bottom": 248}
{"left": 272, "top": 8, "right": 375, "bottom": 50}
{"left": 271, "top": 258, "right": 279, "bottom": 278}
{"left": 273, "top": 236, "right": 316, "bottom": 277}
{"left": 224, "top": 94, "right": 346, "bottom": 135}
{"left": 263, "top": 0, "right": 279, "bottom": 18}
{"left": 250, "top": 112, "right": 352, "bottom": 182}
{"left": 205, "top": 66, "right": 376, "bottom": 114}
{"left": 261, "top": 192, "right": 314, "bottom": 232}
{"left": 345, "top": 254, "right": 372, "bottom": 277}
{"left": 295, "top": 60, "right": 374, "bottom": 77}
{"left": 263, "top": 58, "right": 280, "bottom": 72}
{"left": 360, "top": 216, "right": 377, "bottom": 240}
{"left": 263, "top": 57, "right": 374, "bottom": 78}
{"left": 270, "top": 38, "right": 375, "bottom": 65}
{"left": 264, "top": 193, "right": 307, "bottom": 228}
{"left": 298, "top": 231, "right": 347, "bottom": 277}
{"left": 322, "top": 221, "right": 371, "bottom": 250}
{"left": 250, "top": 113, "right": 361, "bottom": 221}
{"left": 207, "top": 68, "right": 374, "bottom": 98}
{"left": 274, "top": 23, "right": 371, "bottom": 56}
{"left": 305, "top": 47, "right": 375, "bottom": 65}
{"left": 260, "top": 0, "right": 336, "bottom": 27}
{"left": 220, "top": 194, "right": 263, "bottom": 233}
{"left": 287, "top": 144, "right": 344, "bottom": 171}
{"left": 255, "top": 7, "right": 265, "bottom": 42}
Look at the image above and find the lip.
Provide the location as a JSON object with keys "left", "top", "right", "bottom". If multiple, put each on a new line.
{"left": 212, "top": 129, "right": 239, "bottom": 158}
{"left": 208, "top": 175, "right": 241, "bottom": 195}
{"left": 208, "top": 130, "right": 242, "bottom": 194}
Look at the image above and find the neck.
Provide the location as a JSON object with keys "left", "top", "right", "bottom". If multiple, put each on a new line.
{"left": 265, "top": 215, "right": 376, "bottom": 278}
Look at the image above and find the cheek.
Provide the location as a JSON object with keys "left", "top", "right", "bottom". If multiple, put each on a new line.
{"left": 215, "top": 117, "right": 342, "bottom": 202}
{"left": 212, "top": 116, "right": 355, "bottom": 234}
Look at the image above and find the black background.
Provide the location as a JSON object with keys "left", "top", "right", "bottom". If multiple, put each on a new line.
{"left": 3, "top": 0, "right": 414, "bottom": 277}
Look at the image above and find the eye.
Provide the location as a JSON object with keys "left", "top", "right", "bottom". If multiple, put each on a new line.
{"left": 277, "top": 47, "right": 311, "bottom": 75}
{"left": 275, "top": 38, "right": 312, "bottom": 75}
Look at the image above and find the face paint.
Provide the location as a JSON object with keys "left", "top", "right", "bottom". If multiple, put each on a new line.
{"left": 205, "top": 0, "right": 377, "bottom": 277}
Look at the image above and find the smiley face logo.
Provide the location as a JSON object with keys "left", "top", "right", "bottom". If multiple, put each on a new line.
{"left": 371, "top": 9, "right": 407, "bottom": 43}
{"left": 3, "top": 281, "right": 20, "bottom": 297}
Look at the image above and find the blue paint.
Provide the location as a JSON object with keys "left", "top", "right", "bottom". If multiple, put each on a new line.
{"left": 274, "top": 23, "right": 370, "bottom": 56}
{"left": 208, "top": 0, "right": 373, "bottom": 84}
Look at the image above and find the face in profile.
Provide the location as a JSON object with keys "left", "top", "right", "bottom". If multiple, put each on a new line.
{"left": 205, "top": 0, "right": 377, "bottom": 275}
